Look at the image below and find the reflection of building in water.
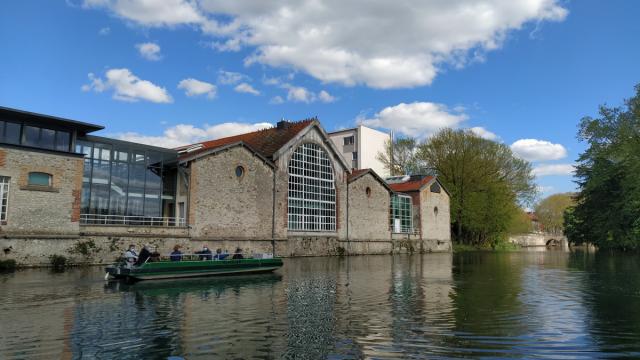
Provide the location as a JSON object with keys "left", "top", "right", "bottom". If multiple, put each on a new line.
{"left": 69, "top": 285, "right": 186, "bottom": 359}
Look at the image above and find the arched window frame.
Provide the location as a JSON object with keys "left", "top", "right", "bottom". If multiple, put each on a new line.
{"left": 287, "top": 142, "right": 337, "bottom": 232}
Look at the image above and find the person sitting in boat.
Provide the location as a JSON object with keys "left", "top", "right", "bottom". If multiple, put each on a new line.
{"left": 197, "top": 245, "right": 213, "bottom": 260}
{"left": 214, "top": 248, "right": 229, "bottom": 260}
{"left": 170, "top": 245, "right": 183, "bottom": 261}
{"left": 135, "top": 244, "right": 152, "bottom": 266}
{"left": 232, "top": 247, "right": 244, "bottom": 260}
{"left": 124, "top": 244, "right": 138, "bottom": 267}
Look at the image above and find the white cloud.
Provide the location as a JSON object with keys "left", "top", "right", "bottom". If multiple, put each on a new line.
{"left": 318, "top": 90, "right": 336, "bottom": 103}
{"left": 98, "top": 26, "right": 110, "bottom": 35}
{"left": 218, "top": 70, "right": 250, "bottom": 85}
{"left": 114, "top": 122, "right": 272, "bottom": 148}
{"left": 360, "top": 102, "right": 468, "bottom": 138}
{"left": 286, "top": 85, "right": 314, "bottom": 103}
{"left": 234, "top": 82, "right": 260, "bottom": 95}
{"left": 469, "top": 126, "right": 498, "bottom": 140}
{"left": 178, "top": 78, "right": 217, "bottom": 99}
{"left": 269, "top": 96, "right": 284, "bottom": 105}
{"left": 510, "top": 139, "right": 567, "bottom": 162}
{"left": 82, "top": 0, "right": 567, "bottom": 89}
{"left": 532, "top": 164, "right": 575, "bottom": 177}
{"left": 82, "top": 68, "right": 172, "bottom": 103}
{"left": 136, "top": 42, "right": 162, "bottom": 61}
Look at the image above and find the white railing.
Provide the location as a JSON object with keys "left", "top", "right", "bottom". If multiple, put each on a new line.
{"left": 80, "top": 214, "right": 186, "bottom": 227}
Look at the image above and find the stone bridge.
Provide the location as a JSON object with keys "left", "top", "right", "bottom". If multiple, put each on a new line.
{"left": 509, "top": 233, "right": 568, "bottom": 249}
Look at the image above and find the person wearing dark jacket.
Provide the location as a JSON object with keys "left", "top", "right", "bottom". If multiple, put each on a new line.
{"left": 170, "top": 245, "right": 183, "bottom": 261}
{"left": 197, "top": 245, "right": 213, "bottom": 260}
{"left": 135, "top": 244, "right": 152, "bottom": 266}
{"left": 232, "top": 247, "right": 244, "bottom": 260}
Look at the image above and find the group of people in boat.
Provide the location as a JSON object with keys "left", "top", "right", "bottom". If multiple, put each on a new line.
{"left": 124, "top": 244, "right": 244, "bottom": 267}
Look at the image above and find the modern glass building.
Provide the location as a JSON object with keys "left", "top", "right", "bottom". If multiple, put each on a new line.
{"left": 75, "top": 136, "right": 179, "bottom": 224}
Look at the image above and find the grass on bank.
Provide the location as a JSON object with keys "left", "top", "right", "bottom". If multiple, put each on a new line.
{"left": 453, "top": 241, "right": 521, "bottom": 253}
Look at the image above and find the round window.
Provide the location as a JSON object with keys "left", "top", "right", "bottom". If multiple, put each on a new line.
{"left": 235, "top": 166, "right": 245, "bottom": 178}
{"left": 365, "top": 187, "right": 372, "bottom": 197}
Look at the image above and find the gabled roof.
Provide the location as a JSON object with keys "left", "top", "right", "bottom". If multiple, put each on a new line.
{"left": 177, "top": 119, "right": 314, "bottom": 162}
{"left": 387, "top": 175, "right": 435, "bottom": 192}
{"left": 178, "top": 141, "right": 276, "bottom": 168}
{"left": 387, "top": 175, "right": 450, "bottom": 196}
{"left": 348, "top": 168, "right": 393, "bottom": 193}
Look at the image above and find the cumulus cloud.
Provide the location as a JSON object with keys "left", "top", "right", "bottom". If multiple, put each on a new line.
{"left": 82, "top": 0, "right": 568, "bottom": 89}
{"left": 532, "top": 164, "right": 575, "bottom": 177}
{"left": 269, "top": 96, "right": 284, "bottom": 105}
{"left": 469, "top": 126, "right": 499, "bottom": 140}
{"left": 82, "top": 68, "right": 172, "bottom": 103}
{"left": 218, "top": 70, "right": 250, "bottom": 85}
{"left": 360, "top": 102, "right": 468, "bottom": 138}
{"left": 178, "top": 78, "right": 217, "bottom": 98}
{"left": 318, "top": 90, "right": 336, "bottom": 103}
{"left": 510, "top": 139, "right": 567, "bottom": 162}
{"left": 234, "top": 82, "right": 260, "bottom": 95}
{"left": 114, "top": 121, "right": 272, "bottom": 148}
{"left": 136, "top": 42, "right": 162, "bottom": 61}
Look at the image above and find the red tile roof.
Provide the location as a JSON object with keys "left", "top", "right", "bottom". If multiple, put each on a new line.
{"left": 177, "top": 119, "right": 315, "bottom": 161}
{"left": 387, "top": 175, "right": 435, "bottom": 192}
{"left": 347, "top": 169, "right": 369, "bottom": 181}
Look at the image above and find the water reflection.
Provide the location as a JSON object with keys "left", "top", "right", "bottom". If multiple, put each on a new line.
{"left": 2, "top": 252, "right": 640, "bottom": 359}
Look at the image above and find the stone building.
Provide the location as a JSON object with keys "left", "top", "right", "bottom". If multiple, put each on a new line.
{"left": 0, "top": 107, "right": 451, "bottom": 266}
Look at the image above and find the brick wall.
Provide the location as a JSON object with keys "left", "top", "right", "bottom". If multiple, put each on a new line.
{"left": 0, "top": 146, "right": 82, "bottom": 236}
{"left": 347, "top": 173, "right": 391, "bottom": 241}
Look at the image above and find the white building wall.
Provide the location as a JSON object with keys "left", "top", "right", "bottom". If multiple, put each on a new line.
{"left": 358, "top": 126, "right": 390, "bottom": 177}
{"left": 328, "top": 128, "right": 358, "bottom": 170}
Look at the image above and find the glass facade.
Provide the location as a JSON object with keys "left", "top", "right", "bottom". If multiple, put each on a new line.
{"left": 76, "top": 138, "right": 177, "bottom": 218}
{"left": 390, "top": 194, "right": 413, "bottom": 233}
{"left": 0, "top": 176, "right": 9, "bottom": 222}
{"left": 0, "top": 120, "right": 70, "bottom": 151}
{"left": 288, "top": 143, "right": 337, "bottom": 232}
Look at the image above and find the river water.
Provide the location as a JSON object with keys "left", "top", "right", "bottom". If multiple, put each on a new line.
{"left": 1, "top": 250, "right": 640, "bottom": 359}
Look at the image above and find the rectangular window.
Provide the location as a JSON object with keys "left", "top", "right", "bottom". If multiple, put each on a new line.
{"left": 343, "top": 136, "right": 354, "bottom": 146}
{"left": 352, "top": 152, "right": 358, "bottom": 160}
{"left": 4, "top": 122, "right": 21, "bottom": 145}
{"left": 0, "top": 176, "right": 9, "bottom": 222}
{"left": 23, "top": 126, "right": 40, "bottom": 147}
{"left": 55, "top": 131, "right": 70, "bottom": 152}
{"left": 28, "top": 172, "right": 52, "bottom": 187}
{"left": 390, "top": 194, "right": 413, "bottom": 233}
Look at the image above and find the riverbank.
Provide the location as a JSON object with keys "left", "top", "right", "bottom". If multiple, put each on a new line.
{"left": 452, "top": 242, "right": 521, "bottom": 253}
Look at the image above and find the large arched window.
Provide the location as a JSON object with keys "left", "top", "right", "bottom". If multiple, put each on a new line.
{"left": 288, "top": 143, "right": 336, "bottom": 231}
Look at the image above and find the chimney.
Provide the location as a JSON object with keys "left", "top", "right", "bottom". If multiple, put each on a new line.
{"left": 277, "top": 120, "right": 290, "bottom": 130}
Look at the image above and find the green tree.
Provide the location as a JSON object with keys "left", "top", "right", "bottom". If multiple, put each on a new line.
{"left": 376, "top": 137, "right": 421, "bottom": 176}
{"left": 416, "top": 128, "right": 536, "bottom": 245}
{"left": 534, "top": 193, "right": 575, "bottom": 235}
{"left": 566, "top": 84, "right": 640, "bottom": 250}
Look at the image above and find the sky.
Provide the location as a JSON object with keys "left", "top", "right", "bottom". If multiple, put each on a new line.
{"left": 1, "top": 0, "right": 640, "bottom": 199}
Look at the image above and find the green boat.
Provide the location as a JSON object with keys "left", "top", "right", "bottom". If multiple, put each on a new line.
{"left": 105, "top": 257, "right": 284, "bottom": 282}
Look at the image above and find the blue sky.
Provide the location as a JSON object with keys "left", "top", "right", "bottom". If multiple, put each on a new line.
{"left": 1, "top": 0, "right": 640, "bottom": 198}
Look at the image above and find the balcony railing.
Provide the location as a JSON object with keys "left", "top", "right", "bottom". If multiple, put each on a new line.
{"left": 80, "top": 214, "right": 186, "bottom": 227}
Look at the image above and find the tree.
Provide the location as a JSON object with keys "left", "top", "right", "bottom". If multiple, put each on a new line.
{"left": 534, "top": 193, "right": 575, "bottom": 235}
{"left": 416, "top": 128, "right": 537, "bottom": 245}
{"left": 376, "top": 137, "right": 421, "bottom": 176}
{"left": 565, "top": 84, "right": 640, "bottom": 250}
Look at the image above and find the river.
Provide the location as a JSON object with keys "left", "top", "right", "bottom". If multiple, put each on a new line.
{"left": 1, "top": 250, "right": 639, "bottom": 359}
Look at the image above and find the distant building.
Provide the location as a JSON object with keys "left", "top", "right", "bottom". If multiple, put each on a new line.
{"left": 0, "top": 107, "right": 450, "bottom": 265}
{"left": 328, "top": 125, "right": 390, "bottom": 177}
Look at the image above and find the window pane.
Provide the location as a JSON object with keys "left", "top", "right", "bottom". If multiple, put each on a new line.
{"left": 0, "top": 121, "right": 4, "bottom": 140}
{"left": 4, "top": 122, "right": 21, "bottom": 144}
{"left": 40, "top": 128, "right": 55, "bottom": 149}
{"left": 0, "top": 176, "right": 10, "bottom": 221}
{"left": 28, "top": 172, "right": 52, "bottom": 186}
{"left": 55, "top": 131, "right": 70, "bottom": 151}
{"left": 23, "top": 126, "right": 40, "bottom": 146}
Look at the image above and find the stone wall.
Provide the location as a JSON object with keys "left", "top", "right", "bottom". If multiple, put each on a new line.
{"left": 347, "top": 173, "right": 391, "bottom": 241}
{"left": 273, "top": 126, "right": 349, "bottom": 240}
{"left": 189, "top": 146, "right": 275, "bottom": 240}
{"left": 0, "top": 146, "right": 82, "bottom": 236}
{"left": 419, "top": 184, "right": 452, "bottom": 252}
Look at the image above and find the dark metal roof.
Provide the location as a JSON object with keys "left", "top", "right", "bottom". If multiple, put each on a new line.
{"left": 0, "top": 106, "right": 104, "bottom": 133}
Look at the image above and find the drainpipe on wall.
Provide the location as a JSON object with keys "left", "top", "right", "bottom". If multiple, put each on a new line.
{"left": 271, "top": 169, "right": 277, "bottom": 256}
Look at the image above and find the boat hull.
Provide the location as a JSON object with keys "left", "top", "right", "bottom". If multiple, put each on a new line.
{"left": 106, "top": 258, "right": 283, "bottom": 281}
